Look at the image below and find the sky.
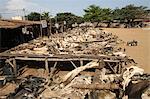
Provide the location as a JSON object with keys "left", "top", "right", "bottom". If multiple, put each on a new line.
{"left": 0, "top": 0, "right": 150, "bottom": 18}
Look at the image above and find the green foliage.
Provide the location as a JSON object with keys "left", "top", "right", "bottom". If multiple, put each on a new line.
{"left": 26, "top": 12, "right": 41, "bottom": 21}
{"left": 83, "top": 5, "right": 102, "bottom": 22}
{"left": 83, "top": 5, "right": 112, "bottom": 22}
{"left": 41, "top": 12, "right": 52, "bottom": 21}
{"left": 121, "top": 4, "right": 148, "bottom": 21}
{"left": 26, "top": 12, "right": 52, "bottom": 21}
{"left": 113, "top": 5, "right": 149, "bottom": 22}
{"left": 55, "top": 12, "right": 83, "bottom": 28}
{"left": 84, "top": 4, "right": 149, "bottom": 23}
{"left": 112, "top": 8, "right": 123, "bottom": 20}
{"left": 100, "top": 8, "right": 112, "bottom": 21}
{"left": 26, "top": 4, "right": 149, "bottom": 24}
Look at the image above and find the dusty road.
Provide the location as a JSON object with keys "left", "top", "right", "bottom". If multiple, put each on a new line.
{"left": 103, "top": 28, "right": 150, "bottom": 73}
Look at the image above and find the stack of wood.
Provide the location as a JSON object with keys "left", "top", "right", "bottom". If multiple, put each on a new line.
{"left": 8, "top": 27, "right": 125, "bottom": 56}
{"left": 39, "top": 60, "right": 149, "bottom": 99}
{"left": 3, "top": 27, "right": 149, "bottom": 99}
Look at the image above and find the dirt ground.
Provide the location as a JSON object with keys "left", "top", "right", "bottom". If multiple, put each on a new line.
{"left": 103, "top": 28, "right": 150, "bottom": 73}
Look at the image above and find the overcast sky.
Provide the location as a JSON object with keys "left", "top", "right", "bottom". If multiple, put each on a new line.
{"left": 0, "top": 0, "right": 150, "bottom": 18}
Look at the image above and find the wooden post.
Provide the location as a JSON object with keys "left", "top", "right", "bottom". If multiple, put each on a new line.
{"left": 40, "top": 14, "right": 42, "bottom": 37}
{"left": 80, "top": 60, "right": 83, "bottom": 66}
{"left": 45, "top": 58, "right": 49, "bottom": 73}
{"left": 119, "top": 62, "right": 123, "bottom": 74}
{"left": 98, "top": 59, "right": 104, "bottom": 69}
{"left": 48, "top": 18, "right": 52, "bottom": 38}
{"left": 91, "top": 59, "right": 103, "bottom": 99}
{"left": 13, "top": 58, "right": 17, "bottom": 76}
{"left": 53, "top": 61, "right": 57, "bottom": 68}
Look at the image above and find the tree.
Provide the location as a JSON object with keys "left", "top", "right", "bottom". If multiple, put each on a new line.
{"left": 112, "top": 8, "right": 123, "bottom": 20}
{"left": 100, "top": 8, "right": 112, "bottom": 21}
{"left": 26, "top": 11, "right": 52, "bottom": 21}
{"left": 41, "top": 12, "right": 52, "bottom": 21}
{"left": 83, "top": 5, "right": 112, "bottom": 22}
{"left": 83, "top": 5, "right": 102, "bottom": 22}
{"left": 55, "top": 12, "right": 83, "bottom": 28}
{"left": 123, "top": 5, "right": 148, "bottom": 20}
{"left": 113, "top": 5, "right": 149, "bottom": 22}
{"left": 26, "top": 12, "right": 41, "bottom": 21}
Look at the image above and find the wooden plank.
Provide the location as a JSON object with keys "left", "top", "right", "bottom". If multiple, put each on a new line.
{"left": 0, "top": 53, "right": 124, "bottom": 60}
{"left": 72, "top": 83, "right": 119, "bottom": 90}
{"left": 15, "top": 57, "right": 90, "bottom": 61}
{"left": 14, "top": 57, "right": 120, "bottom": 62}
{"left": 62, "top": 61, "right": 100, "bottom": 85}
{"left": 70, "top": 61, "right": 77, "bottom": 68}
{"left": 68, "top": 40, "right": 103, "bottom": 43}
{"left": 5, "top": 59, "right": 14, "bottom": 68}
{"left": 6, "top": 58, "right": 14, "bottom": 62}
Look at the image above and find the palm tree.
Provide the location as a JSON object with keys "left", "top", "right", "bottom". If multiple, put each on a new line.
{"left": 41, "top": 12, "right": 51, "bottom": 21}
{"left": 83, "top": 5, "right": 112, "bottom": 22}
{"left": 84, "top": 5, "right": 102, "bottom": 22}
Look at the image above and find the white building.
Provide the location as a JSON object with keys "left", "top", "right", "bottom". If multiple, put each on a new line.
{"left": 11, "top": 16, "right": 23, "bottom": 20}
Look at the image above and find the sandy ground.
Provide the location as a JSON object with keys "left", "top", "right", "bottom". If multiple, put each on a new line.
{"left": 103, "top": 28, "right": 150, "bottom": 73}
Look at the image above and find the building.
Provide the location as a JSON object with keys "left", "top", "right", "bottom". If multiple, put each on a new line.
{"left": 0, "top": 19, "right": 41, "bottom": 52}
{"left": 11, "top": 16, "right": 23, "bottom": 20}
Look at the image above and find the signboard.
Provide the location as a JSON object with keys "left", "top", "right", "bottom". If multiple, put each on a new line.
{"left": 64, "top": 21, "right": 66, "bottom": 25}
{"left": 55, "top": 23, "right": 59, "bottom": 29}
{"left": 41, "top": 20, "right": 47, "bottom": 28}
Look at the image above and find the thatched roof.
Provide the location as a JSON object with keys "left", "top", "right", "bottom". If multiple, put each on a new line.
{"left": 0, "top": 20, "right": 41, "bottom": 29}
